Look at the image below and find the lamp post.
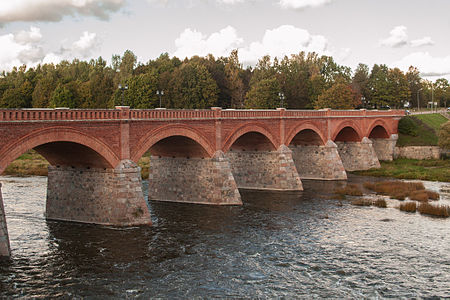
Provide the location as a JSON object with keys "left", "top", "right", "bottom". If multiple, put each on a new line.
{"left": 118, "top": 84, "right": 128, "bottom": 106}
{"left": 278, "top": 92, "right": 285, "bottom": 108}
{"left": 417, "top": 88, "right": 422, "bottom": 111}
{"left": 156, "top": 90, "right": 164, "bottom": 108}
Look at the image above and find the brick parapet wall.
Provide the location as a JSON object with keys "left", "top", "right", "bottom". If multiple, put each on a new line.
{"left": 46, "top": 160, "right": 151, "bottom": 226}
{"left": 226, "top": 145, "right": 303, "bottom": 191}
{"left": 0, "top": 183, "right": 11, "bottom": 257}
{"left": 148, "top": 151, "right": 241, "bottom": 205}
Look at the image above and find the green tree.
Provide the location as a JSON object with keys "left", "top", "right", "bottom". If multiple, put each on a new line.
{"left": 387, "top": 68, "right": 410, "bottom": 108}
{"left": 245, "top": 77, "right": 280, "bottom": 109}
{"left": 406, "top": 66, "right": 422, "bottom": 109}
{"left": 352, "top": 63, "right": 370, "bottom": 107}
{"left": 168, "top": 62, "right": 218, "bottom": 108}
{"left": 368, "top": 64, "right": 390, "bottom": 108}
{"left": 225, "top": 50, "right": 245, "bottom": 108}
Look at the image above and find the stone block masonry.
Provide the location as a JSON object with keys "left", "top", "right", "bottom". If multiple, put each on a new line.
{"left": 394, "top": 146, "right": 441, "bottom": 160}
{"left": 46, "top": 160, "right": 151, "bottom": 226}
{"left": 226, "top": 145, "right": 303, "bottom": 191}
{"left": 371, "top": 134, "right": 398, "bottom": 161}
{"left": 148, "top": 151, "right": 242, "bottom": 205}
{"left": 0, "top": 183, "right": 11, "bottom": 257}
{"left": 336, "top": 137, "right": 380, "bottom": 171}
{"left": 290, "top": 140, "right": 347, "bottom": 180}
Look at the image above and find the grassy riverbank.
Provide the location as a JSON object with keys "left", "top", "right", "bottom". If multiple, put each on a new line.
{"left": 397, "top": 114, "right": 447, "bottom": 146}
{"left": 351, "top": 158, "right": 450, "bottom": 182}
{"left": 3, "top": 150, "right": 152, "bottom": 179}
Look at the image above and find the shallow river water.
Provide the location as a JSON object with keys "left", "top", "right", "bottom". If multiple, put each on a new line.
{"left": 0, "top": 175, "right": 449, "bottom": 298}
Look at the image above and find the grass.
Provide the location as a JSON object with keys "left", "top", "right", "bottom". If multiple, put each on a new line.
{"left": 399, "top": 201, "right": 417, "bottom": 213}
{"left": 4, "top": 150, "right": 49, "bottom": 176}
{"left": 3, "top": 150, "right": 152, "bottom": 179}
{"left": 362, "top": 180, "right": 441, "bottom": 202}
{"left": 351, "top": 199, "right": 373, "bottom": 206}
{"left": 334, "top": 184, "right": 363, "bottom": 196}
{"left": 397, "top": 114, "right": 447, "bottom": 146}
{"left": 417, "top": 202, "right": 450, "bottom": 218}
{"left": 373, "top": 198, "right": 387, "bottom": 208}
{"left": 352, "top": 158, "right": 450, "bottom": 182}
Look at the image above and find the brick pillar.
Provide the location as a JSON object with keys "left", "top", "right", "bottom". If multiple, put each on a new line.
{"left": 0, "top": 183, "right": 11, "bottom": 257}
{"left": 290, "top": 140, "right": 347, "bottom": 180}
{"left": 371, "top": 134, "right": 398, "bottom": 161}
{"left": 148, "top": 151, "right": 241, "bottom": 205}
{"left": 226, "top": 145, "right": 303, "bottom": 191}
{"left": 336, "top": 137, "right": 380, "bottom": 171}
{"left": 46, "top": 160, "right": 151, "bottom": 226}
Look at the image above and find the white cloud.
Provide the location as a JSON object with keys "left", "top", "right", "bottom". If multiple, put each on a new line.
{"left": 0, "top": 27, "right": 45, "bottom": 71}
{"left": 0, "top": 0, "right": 124, "bottom": 25}
{"left": 381, "top": 26, "right": 436, "bottom": 49}
{"left": 173, "top": 26, "right": 244, "bottom": 59}
{"left": 240, "top": 25, "right": 330, "bottom": 64}
{"left": 380, "top": 25, "right": 408, "bottom": 48}
{"left": 173, "top": 25, "right": 332, "bottom": 66}
{"left": 279, "top": 0, "right": 332, "bottom": 9}
{"left": 0, "top": 28, "right": 100, "bottom": 72}
{"left": 410, "top": 36, "right": 435, "bottom": 47}
{"left": 394, "top": 52, "right": 450, "bottom": 77}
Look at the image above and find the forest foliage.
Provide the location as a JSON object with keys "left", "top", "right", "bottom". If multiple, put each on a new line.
{"left": 0, "top": 49, "right": 449, "bottom": 110}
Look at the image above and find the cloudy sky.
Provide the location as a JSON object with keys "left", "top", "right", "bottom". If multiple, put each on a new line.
{"left": 1, "top": 0, "right": 449, "bottom": 79}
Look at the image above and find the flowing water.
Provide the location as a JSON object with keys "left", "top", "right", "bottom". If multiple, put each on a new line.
{"left": 0, "top": 176, "right": 449, "bottom": 298}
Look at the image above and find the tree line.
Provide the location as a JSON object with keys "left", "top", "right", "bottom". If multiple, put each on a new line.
{"left": 0, "top": 49, "right": 449, "bottom": 110}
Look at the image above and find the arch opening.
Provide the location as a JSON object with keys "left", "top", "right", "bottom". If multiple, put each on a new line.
{"left": 334, "top": 127, "right": 361, "bottom": 142}
{"left": 229, "top": 132, "right": 276, "bottom": 152}
{"left": 35, "top": 141, "right": 113, "bottom": 169}
{"left": 369, "top": 125, "right": 389, "bottom": 139}
{"left": 289, "top": 129, "right": 324, "bottom": 146}
{"left": 148, "top": 135, "right": 210, "bottom": 158}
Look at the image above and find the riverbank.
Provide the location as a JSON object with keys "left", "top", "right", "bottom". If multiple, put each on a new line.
{"left": 351, "top": 158, "right": 450, "bottom": 182}
{"left": 3, "top": 150, "right": 151, "bottom": 179}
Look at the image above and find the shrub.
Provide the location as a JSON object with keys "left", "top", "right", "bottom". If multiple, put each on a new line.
{"left": 409, "top": 190, "right": 430, "bottom": 202}
{"left": 438, "top": 121, "right": 450, "bottom": 150}
{"left": 351, "top": 199, "right": 372, "bottom": 206}
{"left": 373, "top": 198, "right": 387, "bottom": 208}
{"left": 399, "top": 202, "right": 417, "bottom": 213}
{"left": 363, "top": 180, "right": 425, "bottom": 200}
{"left": 398, "top": 117, "right": 418, "bottom": 136}
{"left": 417, "top": 203, "right": 450, "bottom": 217}
{"left": 334, "top": 184, "right": 363, "bottom": 196}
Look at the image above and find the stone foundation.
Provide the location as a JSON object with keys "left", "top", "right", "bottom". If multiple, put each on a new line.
{"left": 46, "top": 160, "right": 151, "bottom": 226}
{"left": 0, "top": 183, "right": 11, "bottom": 257}
{"left": 394, "top": 146, "right": 441, "bottom": 160}
{"left": 226, "top": 145, "right": 303, "bottom": 190}
{"left": 148, "top": 151, "right": 242, "bottom": 205}
{"left": 290, "top": 140, "right": 347, "bottom": 180}
{"left": 336, "top": 137, "right": 380, "bottom": 171}
{"left": 371, "top": 134, "right": 398, "bottom": 161}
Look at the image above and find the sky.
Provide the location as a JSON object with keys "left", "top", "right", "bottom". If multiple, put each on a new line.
{"left": 0, "top": 0, "right": 449, "bottom": 80}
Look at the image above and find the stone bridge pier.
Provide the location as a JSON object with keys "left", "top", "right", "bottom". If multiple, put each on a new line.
{"left": 0, "top": 183, "right": 11, "bottom": 257}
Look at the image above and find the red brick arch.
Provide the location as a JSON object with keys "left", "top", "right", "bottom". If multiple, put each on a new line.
{"left": 366, "top": 119, "right": 392, "bottom": 138}
{"left": 132, "top": 124, "right": 216, "bottom": 161}
{"left": 286, "top": 122, "right": 326, "bottom": 146}
{"left": 0, "top": 127, "right": 120, "bottom": 174}
{"left": 331, "top": 120, "right": 364, "bottom": 142}
{"left": 222, "top": 123, "right": 278, "bottom": 152}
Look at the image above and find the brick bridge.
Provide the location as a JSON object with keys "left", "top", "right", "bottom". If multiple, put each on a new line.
{"left": 0, "top": 107, "right": 404, "bottom": 257}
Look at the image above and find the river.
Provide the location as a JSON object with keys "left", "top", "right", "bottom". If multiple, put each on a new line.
{"left": 0, "top": 175, "right": 449, "bottom": 298}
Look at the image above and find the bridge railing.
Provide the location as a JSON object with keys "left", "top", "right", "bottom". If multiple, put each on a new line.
{"left": 0, "top": 109, "right": 120, "bottom": 121}
{"left": 0, "top": 107, "right": 405, "bottom": 121}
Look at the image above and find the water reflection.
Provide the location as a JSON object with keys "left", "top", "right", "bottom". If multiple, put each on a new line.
{"left": 1, "top": 176, "right": 449, "bottom": 298}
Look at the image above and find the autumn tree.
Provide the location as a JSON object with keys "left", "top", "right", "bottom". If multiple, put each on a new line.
{"left": 314, "top": 80, "right": 359, "bottom": 109}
